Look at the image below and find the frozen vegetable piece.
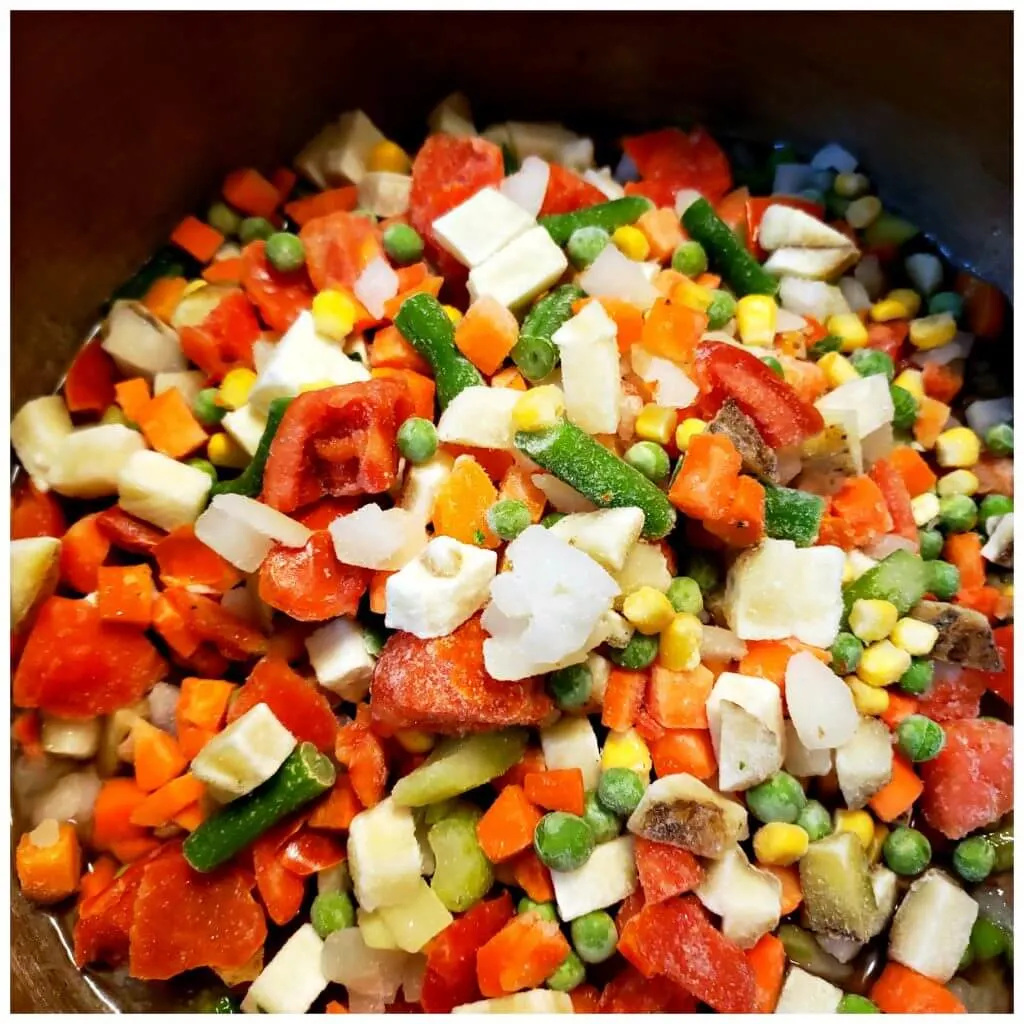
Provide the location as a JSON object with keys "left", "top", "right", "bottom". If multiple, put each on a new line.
{"left": 799, "top": 831, "right": 879, "bottom": 942}
{"left": 708, "top": 399, "right": 779, "bottom": 482}
{"left": 909, "top": 600, "right": 1004, "bottom": 671}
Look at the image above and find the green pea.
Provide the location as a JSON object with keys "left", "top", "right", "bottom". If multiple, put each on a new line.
{"left": 624, "top": 441, "right": 670, "bottom": 484}
{"left": 890, "top": 385, "right": 919, "bottom": 433}
{"left": 239, "top": 216, "right": 275, "bottom": 244}
{"left": 684, "top": 551, "right": 720, "bottom": 594}
{"left": 850, "top": 348, "right": 895, "bottom": 382}
{"left": 970, "top": 917, "right": 1009, "bottom": 960}
{"left": 958, "top": 942, "right": 975, "bottom": 971}
{"left": 926, "top": 560, "right": 961, "bottom": 600}
{"left": 382, "top": 223, "right": 424, "bottom": 265}
{"left": 979, "top": 494, "right": 1013, "bottom": 525}
{"left": 706, "top": 290, "right": 737, "bottom": 331}
{"left": 186, "top": 458, "right": 219, "bottom": 486}
{"left": 928, "top": 291, "right": 964, "bottom": 320}
{"left": 830, "top": 632, "right": 864, "bottom": 675}
{"left": 984, "top": 422, "right": 1013, "bottom": 456}
{"left": 193, "top": 387, "right": 226, "bottom": 426}
{"left": 207, "top": 201, "right": 242, "bottom": 238}
{"left": 570, "top": 910, "right": 618, "bottom": 964}
{"left": 918, "top": 528, "right": 944, "bottom": 560}
{"left": 567, "top": 226, "right": 611, "bottom": 269}
{"left": 953, "top": 835, "right": 996, "bottom": 883}
{"left": 882, "top": 826, "right": 931, "bottom": 876}
{"left": 607, "top": 632, "right": 659, "bottom": 670}
{"left": 760, "top": 355, "right": 785, "bottom": 379}
{"left": 795, "top": 799, "right": 833, "bottom": 842}
{"left": 517, "top": 897, "right": 558, "bottom": 922}
{"left": 547, "top": 664, "right": 592, "bottom": 710}
{"left": 808, "top": 335, "right": 843, "bottom": 361}
{"left": 396, "top": 417, "right": 438, "bottom": 465}
{"left": 541, "top": 512, "right": 566, "bottom": 529}
{"left": 899, "top": 658, "right": 934, "bottom": 696}
{"left": 310, "top": 890, "right": 355, "bottom": 938}
{"left": 546, "top": 951, "right": 586, "bottom": 992}
{"left": 597, "top": 768, "right": 645, "bottom": 817}
{"left": 487, "top": 499, "right": 532, "bottom": 541}
{"left": 510, "top": 336, "right": 558, "bottom": 383}
{"left": 746, "top": 771, "right": 807, "bottom": 825}
{"left": 534, "top": 812, "right": 595, "bottom": 872}
{"left": 938, "top": 493, "right": 977, "bottom": 533}
{"left": 265, "top": 232, "right": 306, "bottom": 273}
{"left": 582, "top": 790, "right": 621, "bottom": 845}
{"left": 987, "top": 820, "right": 1014, "bottom": 872}
{"left": 896, "top": 715, "right": 945, "bottom": 762}
{"left": 838, "top": 994, "right": 880, "bottom": 1013}
{"left": 671, "top": 240, "right": 708, "bottom": 278}
{"left": 666, "top": 576, "right": 704, "bottom": 616}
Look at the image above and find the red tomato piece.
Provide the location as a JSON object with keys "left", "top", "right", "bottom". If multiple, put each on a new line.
{"left": 252, "top": 818, "right": 307, "bottom": 926}
{"left": 975, "top": 624, "right": 1013, "bottom": 706}
{"left": 634, "top": 837, "right": 704, "bottom": 904}
{"left": 622, "top": 126, "right": 732, "bottom": 204}
{"left": 261, "top": 380, "right": 415, "bottom": 513}
{"left": 153, "top": 525, "right": 242, "bottom": 593}
{"left": 916, "top": 667, "right": 986, "bottom": 723}
{"left": 241, "top": 240, "right": 315, "bottom": 333}
{"left": 869, "top": 456, "right": 919, "bottom": 546}
{"left": 64, "top": 337, "right": 117, "bottom": 413}
{"left": 335, "top": 704, "right": 388, "bottom": 808}
{"left": 14, "top": 597, "right": 166, "bottom": 718}
{"left": 59, "top": 512, "right": 111, "bottom": 593}
{"left": 295, "top": 496, "right": 360, "bottom": 530}
{"left": 162, "top": 588, "right": 268, "bottom": 661}
{"left": 866, "top": 320, "right": 909, "bottom": 363}
{"left": 921, "top": 718, "right": 1013, "bottom": 839}
{"left": 538, "top": 164, "right": 607, "bottom": 217}
{"left": 95, "top": 506, "right": 166, "bottom": 553}
{"left": 278, "top": 831, "right": 346, "bottom": 876}
{"left": 179, "top": 290, "right": 261, "bottom": 382}
{"left": 371, "top": 617, "right": 553, "bottom": 735}
{"left": 599, "top": 964, "right": 699, "bottom": 1013}
{"left": 11, "top": 477, "right": 66, "bottom": 540}
{"left": 258, "top": 531, "right": 370, "bottom": 621}
{"left": 300, "top": 211, "right": 384, "bottom": 292}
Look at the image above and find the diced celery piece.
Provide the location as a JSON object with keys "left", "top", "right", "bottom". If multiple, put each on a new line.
{"left": 429, "top": 808, "right": 494, "bottom": 912}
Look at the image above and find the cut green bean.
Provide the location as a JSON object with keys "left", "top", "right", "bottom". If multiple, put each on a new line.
{"left": 539, "top": 197, "right": 652, "bottom": 246}
{"left": 512, "top": 284, "right": 583, "bottom": 383}
{"left": 210, "top": 396, "right": 291, "bottom": 499}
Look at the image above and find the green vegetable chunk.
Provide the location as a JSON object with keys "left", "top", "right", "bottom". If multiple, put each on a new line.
{"left": 671, "top": 240, "right": 708, "bottom": 277}
{"left": 183, "top": 743, "right": 335, "bottom": 872}
{"left": 546, "top": 951, "right": 586, "bottom": 992}
{"left": 210, "top": 396, "right": 292, "bottom": 499}
{"left": 882, "top": 826, "right": 932, "bottom": 876}
{"left": 624, "top": 441, "right": 670, "bottom": 483}
{"left": 208, "top": 201, "right": 242, "bottom": 237}
{"left": 970, "top": 917, "right": 1009, "bottom": 960}
{"left": 925, "top": 560, "right": 960, "bottom": 601}
{"left": 938, "top": 493, "right": 977, "bottom": 533}
{"left": 746, "top": 771, "right": 807, "bottom": 824}
{"left": 928, "top": 291, "right": 963, "bottom": 320}
{"left": 382, "top": 223, "right": 424, "bottom": 265}
{"left": 539, "top": 196, "right": 651, "bottom": 246}
{"left": 487, "top": 499, "right": 532, "bottom": 541}
{"left": 682, "top": 197, "right": 779, "bottom": 297}
{"left": 514, "top": 420, "right": 676, "bottom": 539}
{"left": 808, "top": 335, "right": 843, "bottom": 361}
{"left": 761, "top": 355, "right": 785, "bottom": 379}
{"left": 685, "top": 551, "right": 720, "bottom": 593}
{"left": 429, "top": 807, "right": 494, "bottom": 912}
{"left": 850, "top": 348, "right": 894, "bottom": 381}
{"left": 534, "top": 811, "right": 595, "bottom": 872}
{"left": 567, "top": 226, "right": 611, "bottom": 269}
{"left": 987, "top": 819, "right": 1014, "bottom": 871}
{"left": 571, "top": 910, "right": 618, "bottom": 964}
{"left": 898, "top": 658, "right": 934, "bottom": 696}
{"left": 597, "top": 768, "right": 645, "bottom": 817}
{"left": 830, "top": 632, "right": 864, "bottom": 675}
{"left": 895, "top": 714, "right": 946, "bottom": 762}
{"left": 890, "top": 385, "right": 919, "bottom": 432}
{"left": 187, "top": 458, "right": 219, "bottom": 485}
{"left": 582, "top": 790, "right": 621, "bottom": 844}
{"left": 863, "top": 212, "right": 918, "bottom": 248}
{"left": 395, "top": 293, "right": 484, "bottom": 408}
{"left": 512, "top": 284, "right": 584, "bottom": 383}
{"left": 397, "top": 416, "right": 438, "bottom": 464}
{"left": 764, "top": 484, "right": 826, "bottom": 547}
{"left": 799, "top": 831, "right": 879, "bottom": 942}
{"left": 666, "top": 576, "right": 704, "bottom": 616}
{"left": 979, "top": 493, "right": 1013, "bottom": 524}
{"left": 984, "top": 422, "right": 1013, "bottom": 456}
{"left": 311, "top": 890, "right": 355, "bottom": 937}
{"left": 796, "top": 799, "right": 834, "bottom": 842}
{"left": 706, "top": 289, "right": 737, "bottom": 330}
{"left": 842, "top": 549, "right": 929, "bottom": 621}
{"left": 209, "top": 995, "right": 240, "bottom": 1013}
{"left": 953, "top": 835, "right": 996, "bottom": 883}
{"left": 607, "top": 633, "right": 659, "bottom": 670}
{"left": 239, "top": 217, "right": 275, "bottom": 244}
{"left": 518, "top": 897, "right": 558, "bottom": 921}
{"left": 194, "top": 387, "right": 227, "bottom": 427}
{"left": 541, "top": 511, "right": 566, "bottom": 528}
{"left": 838, "top": 994, "right": 881, "bottom": 1013}
{"left": 918, "top": 528, "right": 944, "bottom": 561}
{"left": 547, "top": 664, "right": 592, "bottom": 710}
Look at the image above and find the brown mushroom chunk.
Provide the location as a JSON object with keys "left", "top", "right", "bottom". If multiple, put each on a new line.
{"left": 631, "top": 798, "right": 734, "bottom": 858}
{"left": 709, "top": 398, "right": 780, "bottom": 483}
{"left": 910, "top": 600, "right": 1004, "bottom": 671}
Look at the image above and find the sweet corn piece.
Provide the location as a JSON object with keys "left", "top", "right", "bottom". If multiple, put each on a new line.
{"left": 908, "top": 312, "right": 957, "bottom": 351}
{"left": 892, "top": 368, "right": 925, "bottom": 401}
{"left": 182, "top": 279, "right": 208, "bottom": 298}
{"left": 394, "top": 729, "right": 436, "bottom": 754}
{"left": 868, "top": 822, "right": 889, "bottom": 865}
{"left": 367, "top": 139, "right": 412, "bottom": 175}
{"left": 601, "top": 728, "right": 652, "bottom": 776}
{"left": 856, "top": 639, "right": 912, "bottom": 688}
{"left": 511, "top": 385, "right": 565, "bottom": 433}
{"left": 834, "top": 809, "right": 875, "bottom": 851}
{"left": 846, "top": 196, "right": 883, "bottom": 230}
{"left": 611, "top": 225, "right": 650, "bottom": 261}
{"left": 818, "top": 351, "right": 860, "bottom": 387}
{"left": 736, "top": 295, "right": 779, "bottom": 347}
{"left": 834, "top": 172, "right": 870, "bottom": 198}
{"left": 889, "top": 617, "right": 939, "bottom": 657}
{"left": 635, "top": 405, "right": 678, "bottom": 445}
{"left": 842, "top": 559, "right": 857, "bottom": 586}
{"left": 622, "top": 587, "right": 676, "bottom": 635}
{"left": 848, "top": 599, "right": 899, "bottom": 643}
{"left": 937, "top": 469, "right": 979, "bottom": 498}
{"left": 870, "top": 298, "right": 912, "bottom": 323}
{"left": 827, "top": 313, "right": 870, "bottom": 352}
{"left": 208, "top": 432, "right": 250, "bottom": 469}
{"left": 675, "top": 417, "right": 707, "bottom": 451}
{"left": 888, "top": 289, "right": 922, "bottom": 318}
{"left": 672, "top": 277, "right": 714, "bottom": 313}
{"left": 935, "top": 427, "right": 981, "bottom": 468}
{"left": 312, "top": 289, "right": 357, "bottom": 341}
{"left": 753, "top": 822, "right": 810, "bottom": 867}
{"left": 216, "top": 368, "right": 257, "bottom": 411}
{"left": 658, "top": 612, "right": 703, "bottom": 672}
{"left": 910, "top": 492, "right": 940, "bottom": 527}
{"left": 442, "top": 305, "right": 463, "bottom": 325}
{"left": 848, "top": 677, "right": 890, "bottom": 717}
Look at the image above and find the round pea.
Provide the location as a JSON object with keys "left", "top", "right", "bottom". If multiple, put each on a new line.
{"left": 567, "top": 226, "right": 611, "bottom": 269}
{"left": 671, "top": 240, "right": 708, "bottom": 278}
{"left": 706, "top": 290, "right": 737, "bottom": 331}
{"left": 624, "top": 441, "right": 670, "bottom": 483}
{"left": 382, "top": 222, "right": 424, "bottom": 265}
{"left": 193, "top": 387, "right": 226, "bottom": 426}
{"left": 547, "top": 664, "right": 592, "bottom": 710}
{"left": 926, "top": 560, "right": 961, "bottom": 600}
{"left": 607, "top": 632, "right": 659, "bottom": 670}
{"left": 666, "top": 576, "right": 704, "bottom": 616}
{"left": 582, "top": 790, "right": 621, "bottom": 844}
{"left": 796, "top": 799, "right": 834, "bottom": 842}
{"left": 970, "top": 917, "right": 1009, "bottom": 960}
{"left": 746, "top": 771, "right": 807, "bottom": 825}
{"left": 207, "top": 201, "right": 242, "bottom": 237}
{"left": 918, "top": 528, "right": 944, "bottom": 560}
{"left": 597, "top": 768, "right": 645, "bottom": 817}
{"left": 265, "top": 231, "right": 306, "bottom": 273}
{"left": 984, "top": 422, "right": 1013, "bottom": 456}
{"left": 546, "top": 951, "right": 586, "bottom": 992}
{"left": 541, "top": 512, "right": 566, "bottom": 529}
{"left": 953, "top": 835, "right": 996, "bottom": 883}
{"left": 186, "top": 458, "right": 219, "bottom": 485}
{"left": 685, "top": 551, "right": 720, "bottom": 594}
{"left": 896, "top": 715, "right": 945, "bottom": 762}
{"left": 979, "top": 494, "right": 1013, "bottom": 525}
{"left": 534, "top": 812, "right": 595, "bottom": 872}
{"left": 899, "top": 657, "right": 934, "bottom": 696}
{"left": 510, "top": 336, "right": 558, "bottom": 383}
{"left": 882, "top": 826, "right": 931, "bottom": 876}
{"left": 396, "top": 416, "right": 438, "bottom": 465}
{"left": 760, "top": 355, "right": 785, "bottom": 379}
{"left": 958, "top": 942, "right": 975, "bottom": 971}
{"left": 517, "top": 897, "right": 558, "bottom": 922}
{"left": 838, "top": 994, "right": 880, "bottom": 1013}
{"left": 487, "top": 499, "right": 531, "bottom": 541}
{"left": 850, "top": 348, "right": 895, "bottom": 382}
{"left": 928, "top": 291, "right": 964, "bottom": 320}
{"left": 831, "top": 632, "right": 864, "bottom": 675}
{"left": 570, "top": 910, "right": 617, "bottom": 964}
{"left": 890, "top": 385, "right": 919, "bottom": 433}
{"left": 238, "top": 216, "right": 275, "bottom": 244}
{"left": 310, "top": 890, "right": 355, "bottom": 938}
{"left": 938, "top": 493, "right": 977, "bottom": 533}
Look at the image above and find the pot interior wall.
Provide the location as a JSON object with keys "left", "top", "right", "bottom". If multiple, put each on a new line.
{"left": 10, "top": 10, "right": 1011, "bottom": 1012}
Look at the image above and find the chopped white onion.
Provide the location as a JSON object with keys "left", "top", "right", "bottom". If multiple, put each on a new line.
{"left": 578, "top": 244, "right": 659, "bottom": 311}
{"left": 194, "top": 493, "right": 311, "bottom": 574}
{"left": 321, "top": 927, "right": 412, "bottom": 1000}
{"left": 905, "top": 253, "right": 943, "bottom": 296}
{"left": 32, "top": 769, "right": 102, "bottom": 827}
{"left": 147, "top": 682, "right": 180, "bottom": 734}
{"left": 965, "top": 396, "right": 1013, "bottom": 436}
{"left": 347, "top": 993, "right": 387, "bottom": 1014}
{"left": 354, "top": 258, "right": 399, "bottom": 320}
{"left": 854, "top": 254, "right": 885, "bottom": 300}
{"left": 499, "top": 155, "right": 550, "bottom": 218}
{"left": 810, "top": 143, "right": 859, "bottom": 174}
{"left": 583, "top": 167, "right": 625, "bottom": 201}
{"left": 863, "top": 534, "right": 917, "bottom": 561}
{"left": 910, "top": 332, "right": 974, "bottom": 368}
{"left": 329, "top": 502, "right": 428, "bottom": 570}
{"left": 530, "top": 473, "right": 597, "bottom": 513}
{"left": 838, "top": 276, "right": 872, "bottom": 314}
{"left": 674, "top": 188, "right": 703, "bottom": 217}
{"left": 785, "top": 652, "right": 859, "bottom": 750}
{"left": 774, "top": 307, "right": 807, "bottom": 333}
{"left": 630, "top": 347, "right": 699, "bottom": 408}
{"left": 701, "top": 625, "right": 748, "bottom": 662}
{"left": 401, "top": 955, "right": 427, "bottom": 1003}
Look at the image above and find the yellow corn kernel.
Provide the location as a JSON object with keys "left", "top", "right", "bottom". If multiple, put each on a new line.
{"left": 868, "top": 822, "right": 889, "bottom": 865}
{"left": 892, "top": 368, "right": 925, "bottom": 401}
{"left": 818, "top": 351, "right": 860, "bottom": 388}
{"left": 511, "top": 385, "right": 565, "bottom": 433}
{"left": 871, "top": 298, "right": 911, "bottom": 322}
{"left": 848, "top": 677, "right": 890, "bottom": 717}
{"left": 216, "top": 368, "right": 257, "bottom": 411}
{"left": 736, "top": 294, "right": 779, "bottom": 347}
{"left": 935, "top": 427, "right": 981, "bottom": 469}
{"left": 611, "top": 225, "right": 650, "bottom": 261}
{"left": 442, "top": 305, "right": 463, "bottom": 325}
{"left": 753, "top": 822, "right": 810, "bottom": 867}
{"left": 207, "top": 432, "right": 250, "bottom": 469}
{"left": 848, "top": 599, "right": 899, "bottom": 643}
{"left": 658, "top": 612, "right": 703, "bottom": 672}
{"left": 910, "top": 492, "right": 940, "bottom": 527}
{"left": 833, "top": 171, "right": 869, "bottom": 198}
{"left": 890, "top": 617, "right": 939, "bottom": 657}
{"left": 672, "top": 276, "right": 714, "bottom": 313}
{"left": 298, "top": 379, "right": 340, "bottom": 393}
{"left": 827, "top": 313, "right": 870, "bottom": 352}
{"left": 856, "top": 639, "right": 912, "bottom": 688}
{"left": 312, "top": 289, "right": 357, "bottom": 341}
{"left": 394, "top": 729, "right": 436, "bottom": 754}
{"left": 909, "top": 312, "right": 957, "bottom": 351}
{"left": 622, "top": 587, "right": 676, "bottom": 635}
{"left": 842, "top": 559, "right": 856, "bottom": 586}
{"left": 182, "top": 279, "right": 208, "bottom": 297}
{"left": 635, "top": 404, "right": 678, "bottom": 445}
{"left": 845, "top": 195, "right": 883, "bottom": 230}
{"left": 600, "top": 728, "right": 652, "bottom": 777}
{"left": 367, "top": 139, "right": 412, "bottom": 175}
{"left": 937, "top": 469, "right": 979, "bottom": 498}
{"left": 888, "top": 289, "right": 922, "bottom": 318}
{"left": 834, "top": 809, "right": 875, "bottom": 851}
{"left": 675, "top": 417, "right": 707, "bottom": 451}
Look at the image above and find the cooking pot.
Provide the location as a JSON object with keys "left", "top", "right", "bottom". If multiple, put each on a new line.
{"left": 10, "top": 10, "right": 1011, "bottom": 1011}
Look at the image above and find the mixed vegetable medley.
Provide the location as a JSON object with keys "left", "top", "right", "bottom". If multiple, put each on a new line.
{"left": 11, "top": 93, "right": 1015, "bottom": 1014}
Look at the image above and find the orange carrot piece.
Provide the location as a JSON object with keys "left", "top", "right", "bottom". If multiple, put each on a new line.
{"left": 170, "top": 215, "right": 224, "bottom": 264}
{"left": 153, "top": 526, "right": 241, "bottom": 593}
{"left": 177, "top": 726, "right": 216, "bottom": 761}
{"left": 202, "top": 257, "right": 244, "bottom": 285}
{"left": 325, "top": 1001, "right": 349, "bottom": 1014}
{"left": 79, "top": 854, "right": 118, "bottom": 905}
{"left": 497, "top": 462, "right": 547, "bottom": 523}
{"left": 368, "top": 325, "right": 431, "bottom": 374}
{"left": 284, "top": 186, "right": 359, "bottom": 226}
{"left": 602, "top": 669, "right": 648, "bottom": 732}
{"left": 222, "top": 168, "right": 280, "bottom": 219}
{"left": 510, "top": 848, "right": 555, "bottom": 903}
{"left": 152, "top": 593, "right": 201, "bottom": 659}
{"left": 880, "top": 691, "right": 919, "bottom": 730}
{"left": 476, "top": 784, "right": 542, "bottom": 863}
{"left": 58, "top": 512, "right": 111, "bottom": 594}
{"left": 760, "top": 863, "right": 803, "bottom": 915}
{"left": 91, "top": 778, "right": 152, "bottom": 854}
{"left": 270, "top": 167, "right": 297, "bottom": 200}
{"left": 142, "top": 275, "right": 188, "bottom": 323}
{"left": 493, "top": 746, "right": 547, "bottom": 790}
{"left": 476, "top": 912, "right": 571, "bottom": 997}
{"left": 132, "top": 720, "right": 188, "bottom": 793}
{"left": 650, "top": 729, "right": 716, "bottom": 780}
{"left": 135, "top": 388, "right": 209, "bottom": 459}
{"left": 887, "top": 445, "right": 938, "bottom": 497}
{"left": 746, "top": 933, "right": 787, "bottom": 1013}
{"left": 370, "top": 367, "right": 435, "bottom": 421}
{"left": 921, "top": 360, "right": 964, "bottom": 404}
{"left": 433, "top": 455, "right": 499, "bottom": 548}
{"left": 523, "top": 768, "right": 585, "bottom": 816}
{"left": 173, "top": 803, "right": 207, "bottom": 832}
{"left": 956, "top": 272, "right": 1005, "bottom": 340}
{"left": 96, "top": 563, "right": 156, "bottom": 627}
{"left": 646, "top": 664, "right": 715, "bottom": 729}
{"left": 570, "top": 984, "right": 601, "bottom": 1014}
{"left": 382, "top": 274, "right": 445, "bottom": 321}
{"left": 368, "top": 570, "right": 392, "bottom": 615}
{"left": 176, "top": 676, "right": 235, "bottom": 734}
{"left": 490, "top": 366, "right": 528, "bottom": 390}
{"left": 738, "top": 641, "right": 796, "bottom": 687}
{"left": 652, "top": 267, "right": 686, "bottom": 297}
{"left": 913, "top": 395, "right": 952, "bottom": 449}
{"left": 114, "top": 377, "right": 152, "bottom": 423}
{"left": 871, "top": 963, "right": 966, "bottom": 1014}
{"left": 130, "top": 772, "right": 206, "bottom": 828}
{"left": 12, "top": 711, "right": 44, "bottom": 760}
{"left": 695, "top": 272, "right": 721, "bottom": 289}
{"left": 308, "top": 775, "right": 363, "bottom": 831}
{"left": 636, "top": 206, "right": 684, "bottom": 262}
{"left": 454, "top": 296, "right": 520, "bottom": 376}
{"left": 943, "top": 532, "right": 985, "bottom": 592}
{"left": 16, "top": 821, "right": 82, "bottom": 904}
{"left": 869, "top": 754, "right": 924, "bottom": 822}
{"left": 640, "top": 298, "right": 706, "bottom": 365}
{"left": 829, "top": 475, "right": 892, "bottom": 546}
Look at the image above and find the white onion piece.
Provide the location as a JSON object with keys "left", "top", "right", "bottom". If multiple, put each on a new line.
{"left": 785, "top": 652, "right": 859, "bottom": 750}
{"left": 32, "top": 769, "right": 102, "bottom": 827}
{"left": 220, "top": 584, "right": 265, "bottom": 628}
{"left": 630, "top": 347, "right": 699, "bottom": 408}
{"left": 838, "top": 276, "right": 872, "bottom": 314}
{"left": 775, "top": 445, "right": 804, "bottom": 485}
{"left": 863, "top": 533, "right": 917, "bottom": 560}
{"left": 854, "top": 254, "right": 885, "bottom": 300}
{"left": 401, "top": 955, "right": 428, "bottom": 1003}
{"left": 252, "top": 338, "right": 275, "bottom": 373}
{"left": 578, "top": 244, "right": 659, "bottom": 311}
{"left": 966, "top": 397, "right": 1013, "bottom": 436}
{"left": 910, "top": 332, "right": 974, "bottom": 367}
{"left": 195, "top": 494, "right": 311, "bottom": 573}
{"left": 905, "top": 253, "right": 943, "bottom": 296}
{"left": 775, "top": 307, "right": 807, "bottom": 333}
{"left": 700, "top": 625, "right": 748, "bottom": 662}
{"left": 701, "top": 330, "right": 739, "bottom": 345}
{"left": 147, "top": 682, "right": 180, "bottom": 734}
{"left": 674, "top": 188, "right": 703, "bottom": 217}
{"left": 499, "top": 155, "right": 550, "bottom": 218}
{"left": 329, "top": 502, "right": 428, "bottom": 570}
{"left": 530, "top": 473, "right": 597, "bottom": 513}
{"left": 321, "top": 927, "right": 411, "bottom": 999}
{"left": 583, "top": 167, "right": 624, "bottom": 201}
{"left": 354, "top": 258, "right": 399, "bottom": 320}
{"left": 772, "top": 163, "right": 814, "bottom": 195}
{"left": 347, "top": 993, "right": 386, "bottom": 1014}
{"left": 31, "top": 818, "right": 61, "bottom": 847}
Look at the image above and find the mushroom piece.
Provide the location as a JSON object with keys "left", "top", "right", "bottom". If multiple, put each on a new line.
{"left": 909, "top": 600, "right": 1004, "bottom": 671}
{"left": 708, "top": 398, "right": 779, "bottom": 483}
